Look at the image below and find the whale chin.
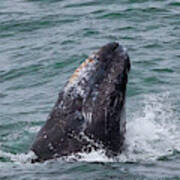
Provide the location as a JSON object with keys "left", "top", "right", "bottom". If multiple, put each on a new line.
{"left": 31, "top": 42, "right": 131, "bottom": 162}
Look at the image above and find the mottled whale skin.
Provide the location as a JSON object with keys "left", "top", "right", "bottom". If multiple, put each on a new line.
{"left": 31, "top": 42, "right": 131, "bottom": 162}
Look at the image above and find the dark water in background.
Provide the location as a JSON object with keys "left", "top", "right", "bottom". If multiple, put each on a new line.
{"left": 0, "top": 0, "right": 180, "bottom": 179}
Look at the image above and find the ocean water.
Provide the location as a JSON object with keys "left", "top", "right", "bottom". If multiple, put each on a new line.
{"left": 0, "top": 0, "right": 180, "bottom": 179}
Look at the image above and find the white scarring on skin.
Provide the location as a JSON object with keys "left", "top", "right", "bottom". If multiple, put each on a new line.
{"left": 64, "top": 54, "right": 98, "bottom": 98}
{"left": 82, "top": 110, "right": 93, "bottom": 127}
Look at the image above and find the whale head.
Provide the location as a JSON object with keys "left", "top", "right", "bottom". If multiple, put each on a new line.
{"left": 31, "top": 42, "right": 130, "bottom": 162}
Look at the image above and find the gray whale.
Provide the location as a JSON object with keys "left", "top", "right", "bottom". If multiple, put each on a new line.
{"left": 31, "top": 42, "right": 131, "bottom": 162}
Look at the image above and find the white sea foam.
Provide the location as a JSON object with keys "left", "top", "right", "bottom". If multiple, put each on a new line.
{"left": 0, "top": 150, "right": 37, "bottom": 165}
{"left": 66, "top": 149, "right": 114, "bottom": 162}
{"left": 121, "top": 93, "right": 180, "bottom": 162}
{"left": 28, "top": 126, "right": 41, "bottom": 133}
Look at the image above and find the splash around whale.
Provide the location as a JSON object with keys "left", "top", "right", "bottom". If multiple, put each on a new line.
{"left": 31, "top": 42, "right": 131, "bottom": 162}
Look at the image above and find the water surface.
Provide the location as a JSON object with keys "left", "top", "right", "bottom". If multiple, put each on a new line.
{"left": 0, "top": 0, "right": 180, "bottom": 179}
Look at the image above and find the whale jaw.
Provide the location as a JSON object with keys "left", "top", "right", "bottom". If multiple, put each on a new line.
{"left": 31, "top": 42, "right": 130, "bottom": 162}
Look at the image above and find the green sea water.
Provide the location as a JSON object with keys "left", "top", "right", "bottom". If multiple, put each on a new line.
{"left": 0, "top": 0, "right": 180, "bottom": 179}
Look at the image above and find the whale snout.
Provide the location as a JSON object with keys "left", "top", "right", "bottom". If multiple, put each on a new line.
{"left": 96, "top": 42, "right": 130, "bottom": 73}
{"left": 114, "top": 43, "right": 130, "bottom": 73}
